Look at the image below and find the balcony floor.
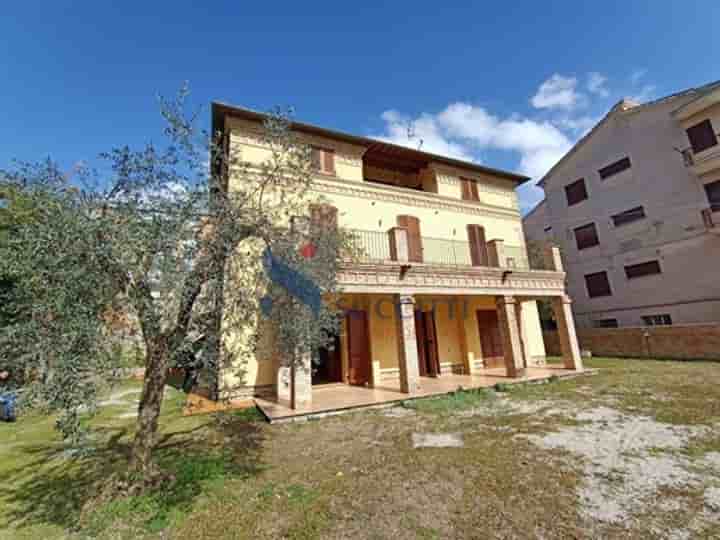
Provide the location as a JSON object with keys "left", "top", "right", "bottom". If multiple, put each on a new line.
{"left": 255, "top": 365, "right": 593, "bottom": 423}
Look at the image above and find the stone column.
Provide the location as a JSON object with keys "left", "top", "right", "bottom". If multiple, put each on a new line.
{"left": 388, "top": 227, "right": 409, "bottom": 262}
{"left": 495, "top": 295, "right": 526, "bottom": 378}
{"left": 543, "top": 243, "right": 564, "bottom": 272}
{"left": 394, "top": 293, "right": 421, "bottom": 394}
{"left": 551, "top": 294, "right": 583, "bottom": 371}
{"left": 276, "top": 351, "right": 312, "bottom": 410}
{"left": 486, "top": 239, "right": 505, "bottom": 268}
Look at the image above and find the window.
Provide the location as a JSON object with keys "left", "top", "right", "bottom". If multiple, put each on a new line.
{"left": 460, "top": 177, "right": 480, "bottom": 201}
{"left": 705, "top": 180, "right": 720, "bottom": 211}
{"left": 467, "top": 224, "right": 488, "bottom": 266}
{"left": 598, "top": 157, "right": 631, "bottom": 180}
{"left": 585, "top": 271, "right": 612, "bottom": 298}
{"left": 642, "top": 314, "right": 672, "bottom": 326}
{"left": 593, "top": 318, "right": 619, "bottom": 328}
{"left": 564, "top": 178, "right": 588, "bottom": 206}
{"left": 574, "top": 223, "right": 600, "bottom": 250}
{"left": 611, "top": 206, "right": 646, "bottom": 227}
{"left": 543, "top": 226, "right": 553, "bottom": 233}
{"left": 624, "top": 260, "right": 661, "bottom": 279}
{"left": 686, "top": 119, "right": 718, "bottom": 154}
{"left": 310, "top": 147, "right": 335, "bottom": 175}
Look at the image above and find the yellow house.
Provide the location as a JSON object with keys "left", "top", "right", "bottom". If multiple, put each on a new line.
{"left": 211, "top": 102, "right": 583, "bottom": 420}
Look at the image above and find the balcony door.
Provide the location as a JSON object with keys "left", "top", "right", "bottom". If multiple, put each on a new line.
{"left": 346, "top": 310, "right": 371, "bottom": 386}
{"left": 415, "top": 310, "right": 440, "bottom": 377}
{"left": 397, "top": 215, "right": 423, "bottom": 262}
{"left": 476, "top": 310, "right": 505, "bottom": 368}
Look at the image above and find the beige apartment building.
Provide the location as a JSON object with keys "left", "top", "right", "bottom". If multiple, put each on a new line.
{"left": 211, "top": 103, "right": 584, "bottom": 420}
{"left": 524, "top": 81, "right": 720, "bottom": 329}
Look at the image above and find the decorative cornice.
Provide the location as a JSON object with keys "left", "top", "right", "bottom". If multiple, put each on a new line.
{"left": 311, "top": 177, "right": 521, "bottom": 221}
{"left": 337, "top": 261, "right": 566, "bottom": 296}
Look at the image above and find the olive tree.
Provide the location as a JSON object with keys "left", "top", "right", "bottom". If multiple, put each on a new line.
{"left": 0, "top": 86, "right": 347, "bottom": 484}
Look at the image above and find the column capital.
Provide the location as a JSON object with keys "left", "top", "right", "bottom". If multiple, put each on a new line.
{"left": 495, "top": 295, "right": 517, "bottom": 306}
{"left": 397, "top": 293, "right": 416, "bottom": 305}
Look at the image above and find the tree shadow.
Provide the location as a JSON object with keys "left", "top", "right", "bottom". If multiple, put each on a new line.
{"left": 1, "top": 412, "right": 266, "bottom": 534}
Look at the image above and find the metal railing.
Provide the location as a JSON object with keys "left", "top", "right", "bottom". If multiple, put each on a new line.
{"left": 345, "top": 229, "right": 392, "bottom": 262}
{"left": 420, "top": 236, "right": 472, "bottom": 266}
{"left": 345, "top": 228, "right": 541, "bottom": 271}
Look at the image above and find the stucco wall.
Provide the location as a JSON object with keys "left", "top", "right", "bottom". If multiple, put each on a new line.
{"left": 219, "top": 116, "right": 547, "bottom": 396}
{"left": 531, "top": 94, "right": 720, "bottom": 328}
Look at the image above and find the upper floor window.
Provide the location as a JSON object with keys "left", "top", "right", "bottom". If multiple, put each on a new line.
{"left": 686, "top": 119, "right": 718, "bottom": 154}
{"left": 574, "top": 222, "right": 600, "bottom": 250}
{"left": 593, "top": 318, "right": 619, "bottom": 328}
{"left": 598, "top": 157, "right": 631, "bottom": 180}
{"left": 564, "top": 178, "right": 588, "bottom": 206}
{"left": 704, "top": 179, "right": 720, "bottom": 211}
{"left": 311, "top": 147, "right": 336, "bottom": 175}
{"left": 642, "top": 313, "right": 672, "bottom": 326}
{"left": 585, "top": 271, "right": 612, "bottom": 298}
{"left": 624, "top": 260, "right": 661, "bottom": 279}
{"left": 460, "top": 177, "right": 480, "bottom": 201}
{"left": 611, "top": 206, "right": 646, "bottom": 227}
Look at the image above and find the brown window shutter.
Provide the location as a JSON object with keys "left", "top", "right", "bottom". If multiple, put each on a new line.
{"left": 470, "top": 180, "right": 479, "bottom": 201}
{"left": 467, "top": 224, "right": 487, "bottom": 266}
{"left": 310, "top": 147, "right": 322, "bottom": 170}
{"left": 323, "top": 149, "right": 336, "bottom": 174}
{"left": 460, "top": 178, "right": 471, "bottom": 200}
{"left": 310, "top": 203, "right": 338, "bottom": 229}
{"left": 397, "top": 215, "right": 423, "bottom": 262}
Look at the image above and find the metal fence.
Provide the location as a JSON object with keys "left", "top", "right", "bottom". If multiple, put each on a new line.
{"left": 345, "top": 228, "right": 537, "bottom": 270}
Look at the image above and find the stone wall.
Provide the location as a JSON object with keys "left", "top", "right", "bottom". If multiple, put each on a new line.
{"left": 543, "top": 324, "right": 720, "bottom": 361}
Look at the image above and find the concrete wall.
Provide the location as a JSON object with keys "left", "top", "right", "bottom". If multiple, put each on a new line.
{"left": 543, "top": 324, "right": 720, "bottom": 360}
{"left": 530, "top": 93, "right": 720, "bottom": 328}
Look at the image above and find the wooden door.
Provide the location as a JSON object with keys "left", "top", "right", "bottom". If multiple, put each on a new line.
{"left": 414, "top": 310, "right": 428, "bottom": 376}
{"left": 346, "top": 310, "right": 371, "bottom": 385}
{"left": 397, "top": 215, "right": 423, "bottom": 262}
{"left": 415, "top": 310, "right": 440, "bottom": 377}
{"left": 476, "top": 310, "right": 504, "bottom": 368}
{"left": 467, "top": 224, "right": 488, "bottom": 267}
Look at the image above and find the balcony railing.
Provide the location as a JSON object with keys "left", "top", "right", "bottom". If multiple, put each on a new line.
{"left": 345, "top": 228, "right": 541, "bottom": 270}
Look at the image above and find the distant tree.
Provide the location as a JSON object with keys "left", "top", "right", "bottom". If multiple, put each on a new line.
{"left": 0, "top": 86, "right": 348, "bottom": 487}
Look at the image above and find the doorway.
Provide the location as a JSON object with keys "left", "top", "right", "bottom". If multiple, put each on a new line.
{"left": 415, "top": 310, "right": 440, "bottom": 376}
{"left": 476, "top": 310, "right": 505, "bottom": 368}
{"left": 346, "top": 310, "right": 371, "bottom": 386}
{"left": 312, "top": 333, "right": 342, "bottom": 385}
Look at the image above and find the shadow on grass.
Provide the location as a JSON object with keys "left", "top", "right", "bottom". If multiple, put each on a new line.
{"left": 1, "top": 410, "right": 267, "bottom": 536}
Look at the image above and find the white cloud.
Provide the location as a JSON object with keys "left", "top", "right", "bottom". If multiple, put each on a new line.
{"left": 587, "top": 72, "right": 609, "bottom": 97}
{"left": 372, "top": 102, "right": 573, "bottom": 182}
{"left": 375, "top": 110, "right": 474, "bottom": 161}
{"left": 630, "top": 68, "right": 648, "bottom": 85}
{"left": 531, "top": 74, "right": 581, "bottom": 110}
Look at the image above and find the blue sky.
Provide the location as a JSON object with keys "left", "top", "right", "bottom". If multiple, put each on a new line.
{"left": 2, "top": 1, "right": 718, "bottom": 213}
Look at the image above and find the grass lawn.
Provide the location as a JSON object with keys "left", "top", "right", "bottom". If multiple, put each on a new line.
{"left": 2, "top": 357, "right": 720, "bottom": 539}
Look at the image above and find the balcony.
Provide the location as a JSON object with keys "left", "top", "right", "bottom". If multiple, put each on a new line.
{"left": 345, "top": 229, "right": 535, "bottom": 270}
{"left": 681, "top": 145, "right": 720, "bottom": 177}
{"left": 701, "top": 206, "right": 720, "bottom": 235}
{"left": 339, "top": 228, "right": 565, "bottom": 297}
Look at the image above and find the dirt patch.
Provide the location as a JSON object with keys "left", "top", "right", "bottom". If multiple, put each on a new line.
{"left": 523, "top": 406, "right": 713, "bottom": 526}
{"left": 411, "top": 433, "right": 463, "bottom": 448}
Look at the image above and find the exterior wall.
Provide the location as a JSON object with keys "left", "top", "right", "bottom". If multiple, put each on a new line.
{"left": 220, "top": 114, "right": 547, "bottom": 397}
{"left": 543, "top": 324, "right": 720, "bottom": 361}
{"left": 530, "top": 94, "right": 720, "bottom": 328}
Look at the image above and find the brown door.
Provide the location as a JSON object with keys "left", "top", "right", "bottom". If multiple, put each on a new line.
{"left": 346, "top": 310, "right": 371, "bottom": 385}
{"left": 397, "top": 215, "right": 423, "bottom": 262}
{"left": 415, "top": 310, "right": 440, "bottom": 376}
{"left": 476, "top": 310, "right": 504, "bottom": 368}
